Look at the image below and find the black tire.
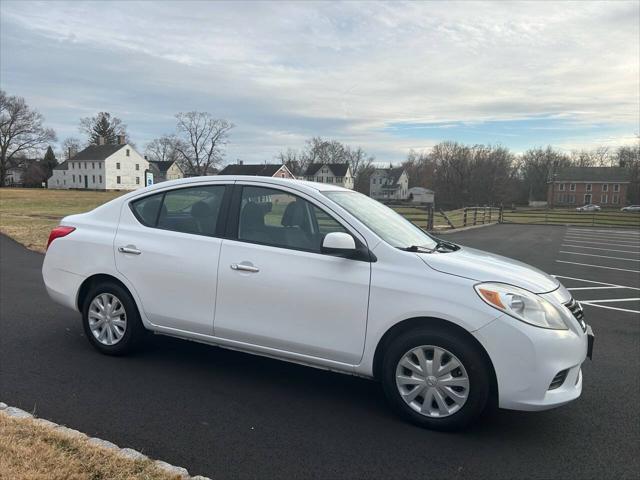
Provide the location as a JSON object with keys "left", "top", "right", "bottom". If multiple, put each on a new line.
{"left": 380, "top": 326, "right": 491, "bottom": 431}
{"left": 82, "top": 281, "right": 145, "bottom": 356}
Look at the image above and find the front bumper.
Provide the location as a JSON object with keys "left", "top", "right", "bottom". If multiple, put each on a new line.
{"left": 473, "top": 315, "right": 590, "bottom": 411}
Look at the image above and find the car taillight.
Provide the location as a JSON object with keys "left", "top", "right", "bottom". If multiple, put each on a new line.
{"left": 47, "top": 226, "right": 76, "bottom": 250}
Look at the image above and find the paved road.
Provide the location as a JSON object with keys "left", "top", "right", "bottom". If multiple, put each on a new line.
{"left": 1, "top": 225, "right": 639, "bottom": 479}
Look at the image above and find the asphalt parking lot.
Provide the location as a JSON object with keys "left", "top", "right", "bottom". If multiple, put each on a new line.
{"left": 1, "top": 224, "right": 638, "bottom": 479}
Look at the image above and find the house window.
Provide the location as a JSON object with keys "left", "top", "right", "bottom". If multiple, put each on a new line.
{"left": 603, "top": 184, "right": 609, "bottom": 192}
{"left": 612, "top": 194, "right": 619, "bottom": 204}
{"left": 586, "top": 184, "right": 592, "bottom": 192}
{"left": 613, "top": 184, "right": 620, "bottom": 192}
{"left": 136, "top": 176, "right": 140, "bottom": 185}
{"left": 569, "top": 184, "right": 576, "bottom": 191}
{"left": 316, "top": 176, "right": 322, "bottom": 182}
{"left": 63, "top": 180, "right": 66, "bottom": 185}
{"left": 117, "top": 176, "right": 121, "bottom": 184}
{"left": 116, "top": 163, "right": 121, "bottom": 169}
{"left": 336, "top": 177, "right": 343, "bottom": 183}
{"left": 92, "top": 162, "right": 95, "bottom": 169}
{"left": 569, "top": 194, "right": 576, "bottom": 204}
{"left": 327, "top": 177, "right": 333, "bottom": 183}
{"left": 99, "top": 175, "right": 102, "bottom": 183}
{"left": 126, "top": 149, "right": 130, "bottom": 157}
{"left": 135, "top": 164, "right": 139, "bottom": 171}
{"left": 84, "top": 162, "right": 87, "bottom": 169}
{"left": 559, "top": 183, "right": 565, "bottom": 191}
{"left": 601, "top": 194, "right": 608, "bottom": 204}
{"left": 92, "top": 175, "right": 95, "bottom": 183}
{"left": 72, "top": 163, "right": 75, "bottom": 169}
{"left": 72, "top": 174, "right": 75, "bottom": 182}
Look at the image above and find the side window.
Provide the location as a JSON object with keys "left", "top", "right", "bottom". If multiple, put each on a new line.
{"left": 158, "top": 186, "right": 225, "bottom": 235}
{"left": 131, "top": 185, "right": 225, "bottom": 236}
{"left": 131, "top": 193, "right": 163, "bottom": 227}
{"left": 238, "top": 186, "right": 347, "bottom": 252}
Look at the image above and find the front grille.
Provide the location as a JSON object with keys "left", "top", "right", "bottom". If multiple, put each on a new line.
{"left": 549, "top": 369, "right": 569, "bottom": 390}
{"left": 564, "top": 298, "right": 586, "bottom": 332}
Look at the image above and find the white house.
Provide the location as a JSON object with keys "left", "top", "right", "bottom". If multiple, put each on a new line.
{"left": 370, "top": 167, "right": 409, "bottom": 201}
{"left": 48, "top": 136, "right": 149, "bottom": 190}
{"left": 218, "top": 162, "right": 295, "bottom": 178}
{"left": 148, "top": 160, "right": 185, "bottom": 183}
{"left": 408, "top": 187, "right": 435, "bottom": 204}
{"left": 304, "top": 163, "right": 354, "bottom": 189}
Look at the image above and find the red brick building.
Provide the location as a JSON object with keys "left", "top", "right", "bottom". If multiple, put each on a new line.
{"left": 547, "top": 167, "right": 630, "bottom": 208}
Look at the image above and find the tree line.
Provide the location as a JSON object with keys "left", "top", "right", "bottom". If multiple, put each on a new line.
{"left": 1, "top": 88, "right": 638, "bottom": 205}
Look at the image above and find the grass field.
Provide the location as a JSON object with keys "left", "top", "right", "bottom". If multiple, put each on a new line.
{"left": 0, "top": 412, "right": 176, "bottom": 480}
{"left": 0, "top": 188, "right": 125, "bottom": 252}
{"left": 1, "top": 188, "right": 638, "bottom": 252}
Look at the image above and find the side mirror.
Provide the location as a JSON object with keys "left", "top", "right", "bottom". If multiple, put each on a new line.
{"left": 321, "top": 232, "right": 356, "bottom": 255}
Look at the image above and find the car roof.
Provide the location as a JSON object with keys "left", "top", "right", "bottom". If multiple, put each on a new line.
{"left": 118, "top": 175, "right": 352, "bottom": 203}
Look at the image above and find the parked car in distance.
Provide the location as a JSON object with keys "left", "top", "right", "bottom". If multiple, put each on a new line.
{"left": 621, "top": 205, "right": 640, "bottom": 212}
{"left": 42, "top": 176, "right": 593, "bottom": 430}
{"left": 576, "top": 204, "right": 601, "bottom": 212}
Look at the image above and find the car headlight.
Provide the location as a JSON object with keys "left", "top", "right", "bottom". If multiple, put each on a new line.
{"left": 474, "top": 282, "right": 568, "bottom": 330}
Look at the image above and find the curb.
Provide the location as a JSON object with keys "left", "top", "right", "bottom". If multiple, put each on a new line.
{"left": 0, "top": 402, "right": 210, "bottom": 480}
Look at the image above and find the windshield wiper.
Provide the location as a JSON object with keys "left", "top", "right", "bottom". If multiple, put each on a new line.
{"left": 433, "top": 239, "right": 460, "bottom": 252}
{"left": 400, "top": 245, "right": 435, "bottom": 253}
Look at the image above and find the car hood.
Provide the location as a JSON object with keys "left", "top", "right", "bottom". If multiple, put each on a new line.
{"left": 417, "top": 246, "right": 560, "bottom": 294}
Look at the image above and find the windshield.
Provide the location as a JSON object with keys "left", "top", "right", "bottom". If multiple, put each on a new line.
{"left": 324, "top": 191, "right": 437, "bottom": 250}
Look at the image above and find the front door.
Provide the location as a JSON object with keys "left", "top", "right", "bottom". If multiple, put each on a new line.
{"left": 84, "top": 175, "right": 88, "bottom": 188}
{"left": 584, "top": 194, "right": 592, "bottom": 204}
{"left": 114, "top": 184, "right": 228, "bottom": 335}
{"left": 214, "top": 184, "right": 371, "bottom": 365}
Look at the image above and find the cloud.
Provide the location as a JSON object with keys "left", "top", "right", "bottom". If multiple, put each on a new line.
{"left": 1, "top": 0, "right": 638, "bottom": 163}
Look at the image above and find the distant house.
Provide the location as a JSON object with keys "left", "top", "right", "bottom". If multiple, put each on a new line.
{"left": 48, "top": 161, "right": 69, "bottom": 189}
{"left": 48, "top": 136, "right": 149, "bottom": 190}
{"left": 303, "top": 163, "right": 354, "bottom": 189}
{"left": 370, "top": 167, "right": 409, "bottom": 201}
{"left": 5, "top": 159, "right": 39, "bottom": 187}
{"left": 547, "top": 167, "right": 630, "bottom": 207}
{"left": 408, "top": 187, "right": 434, "bottom": 204}
{"left": 148, "top": 160, "right": 184, "bottom": 183}
{"left": 218, "top": 162, "right": 294, "bottom": 178}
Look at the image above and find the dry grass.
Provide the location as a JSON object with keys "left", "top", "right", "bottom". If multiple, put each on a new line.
{"left": 0, "top": 188, "right": 125, "bottom": 252}
{"left": 0, "top": 412, "right": 180, "bottom": 480}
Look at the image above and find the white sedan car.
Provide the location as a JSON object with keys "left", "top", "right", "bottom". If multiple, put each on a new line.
{"left": 42, "top": 176, "right": 593, "bottom": 430}
{"left": 621, "top": 205, "right": 640, "bottom": 212}
{"left": 576, "top": 204, "right": 601, "bottom": 212}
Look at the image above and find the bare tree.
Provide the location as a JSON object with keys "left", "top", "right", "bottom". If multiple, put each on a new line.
{"left": 61, "top": 137, "right": 82, "bottom": 160}
{"left": 145, "top": 135, "right": 182, "bottom": 163}
{"left": 79, "top": 112, "right": 129, "bottom": 145}
{"left": 173, "top": 112, "right": 234, "bottom": 176}
{"left": 0, "top": 90, "right": 56, "bottom": 187}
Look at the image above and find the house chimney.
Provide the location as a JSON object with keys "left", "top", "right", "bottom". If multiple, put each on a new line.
{"left": 237, "top": 159, "right": 243, "bottom": 165}
{"left": 68, "top": 147, "right": 72, "bottom": 159}
{"left": 117, "top": 134, "right": 126, "bottom": 145}
{"left": 97, "top": 136, "right": 105, "bottom": 146}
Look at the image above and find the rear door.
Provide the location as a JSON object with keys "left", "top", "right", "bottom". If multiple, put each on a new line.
{"left": 213, "top": 183, "right": 371, "bottom": 365}
{"left": 114, "top": 183, "right": 230, "bottom": 335}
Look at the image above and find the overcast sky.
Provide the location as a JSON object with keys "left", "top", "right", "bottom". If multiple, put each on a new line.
{"left": 1, "top": 0, "right": 638, "bottom": 164}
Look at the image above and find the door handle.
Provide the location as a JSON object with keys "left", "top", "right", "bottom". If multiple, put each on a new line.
{"left": 118, "top": 245, "right": 142, "bottom": 255}
{"left": 230, "top": 263, "right": 259, "bottom": 273}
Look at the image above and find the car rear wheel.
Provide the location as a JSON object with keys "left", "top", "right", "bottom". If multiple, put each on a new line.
{"left": 381, "top": 326, "right": 491, "bottom": 431}
{"left": 82, "top": 281, "right": 145, "bottom": 355}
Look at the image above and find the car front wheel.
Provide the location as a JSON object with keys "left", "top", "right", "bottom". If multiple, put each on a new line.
{"left": 82, "top": 281, "right": 145, "bottom": 355}
{"left": 381, "top": 326, "right": 492, "bottom": 431}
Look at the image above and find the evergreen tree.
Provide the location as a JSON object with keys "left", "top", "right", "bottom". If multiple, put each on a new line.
{"left": 42, "top": 146, "right": 57, "bottom": 175}
{"left": 79, "top": 112, "right": 128, "bottom": 145}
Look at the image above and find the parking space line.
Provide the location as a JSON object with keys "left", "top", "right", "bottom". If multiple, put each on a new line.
{"left": 561, "top": 239, "right": 640, "bottom": 248}
{"left": 567, "top": 228, "right": 640, "bottom": 236}
{"left": 552, "top": 275, "right": 640, "bottom": 290}
{"left": 581, "top": 298, "right": 640, "bottom": 303}
{"left": 567, "top": 286, "right": 627, "bottom": 290}
{"left": 555, "top": 260, "right": 640, "bottom": 273}
{"left": 559, "top": 251, "right": 640, "bottom": 262}
{"left": 581, "top": 302, "right": 640, "bottom": 314}
{"left": 562, "top": 244, "right": 640, "bottom": 254}
{"left": 566, "top": 231, "right": 640, "bottom": 239}
{"left": 564, "top": 235, "right": 640, "bottom": 245}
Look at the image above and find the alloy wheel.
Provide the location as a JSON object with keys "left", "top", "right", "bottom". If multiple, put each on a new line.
{"left": 88, "top": 293, "right": 127, "bottom": 346}
{"left": 395, "top": 345, "right": 470, "bottom": 418}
